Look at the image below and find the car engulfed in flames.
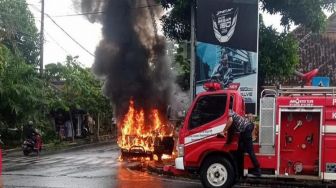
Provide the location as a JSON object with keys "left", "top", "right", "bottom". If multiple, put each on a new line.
{"left": 118, "top": 99, "right": 174, "bottom": 160}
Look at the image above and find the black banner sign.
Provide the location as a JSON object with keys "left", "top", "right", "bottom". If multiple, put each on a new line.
{"left": 196, "top": 0, "right": 258, "bottom": 52}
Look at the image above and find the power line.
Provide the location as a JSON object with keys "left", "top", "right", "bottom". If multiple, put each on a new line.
{"left": 51, "top": 4, "right": 161, "bottom": 18}
{"left": 53, "top": 11, "right": 104, "bottom": 18}
{"left": 30, "top": 4, "right": 95, "bottom": 57}
{"left": 34, "top": 18, "right": 70, "bottom": 54}
{"left": 45, "top": 13, "right": 95, "bottom": 57}
{"left": 45, "top": 29, "right": 70, "bottom": 54}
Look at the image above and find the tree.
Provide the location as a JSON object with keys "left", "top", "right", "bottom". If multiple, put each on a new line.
{"left": 157, "top": 0, "right": 335, "bottom": 87}
{"left": 0, "top": 44, "right": 47, "bottom": 128}
{"left": 45, "top": 56, "right": 113, "bottom": 139}
{"left": 0, "top": 0, "right": 40, "bottom": 65}
{"left": 172, "top": 44, "right": 190, "bottom": 91}
{"left": 260, "top": 0, "right": 335, "bottom": 32}
{"left": 159, "top": 0, "right": 192, "bottom": 41}
{"left": 158, "top": 0, "right": 336, "bottom": 41}
{"left": 258, "top": 19, "right": 299, "bottom": 86}
{"left": 45, "top": 56, "right": 112, "bottom": 118}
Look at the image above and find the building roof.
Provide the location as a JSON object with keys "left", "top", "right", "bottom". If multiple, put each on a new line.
{"left": 326, "top": 14, "right": 336, "bottom": 33}
{"left": 274, "top": 13, "right": 336, "bottom": 86}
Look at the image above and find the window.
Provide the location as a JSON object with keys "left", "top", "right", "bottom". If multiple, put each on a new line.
{"left": 189, "top": 95, "right": 227, "bottom": 129}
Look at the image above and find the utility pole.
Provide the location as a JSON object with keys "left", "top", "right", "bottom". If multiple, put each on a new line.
{"left": 39, "top": 0, "right": 45, "bottom": 76}
{"left": 190, "top": 1, "right": 196, "bottom": 101}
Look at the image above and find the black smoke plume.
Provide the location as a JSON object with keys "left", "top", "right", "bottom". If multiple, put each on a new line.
{"left": 74, "top": 0, "right": 173, "bottom": 121}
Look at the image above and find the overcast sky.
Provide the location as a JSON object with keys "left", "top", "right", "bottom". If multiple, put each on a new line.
{"left": 26, "top": 0, "right": 289, "bottom": 68}
{"left": 27, "top": 0, "right": 101, "bottom": 67}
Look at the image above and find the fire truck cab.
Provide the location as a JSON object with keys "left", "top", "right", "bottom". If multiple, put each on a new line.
{"left": 168, "top": 86, "right": 336, "bottom": 188}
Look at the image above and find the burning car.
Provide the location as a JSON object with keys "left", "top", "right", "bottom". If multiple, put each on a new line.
{"left": 118, "top": 100, "right": 174, "bottom": 161}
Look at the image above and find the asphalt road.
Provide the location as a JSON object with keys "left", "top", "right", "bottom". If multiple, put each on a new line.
{"left": 3, "top": 143, "right": 330, "bottom": 188}
{"left": 2, "top": 143, "right": 202, "bottom": 188}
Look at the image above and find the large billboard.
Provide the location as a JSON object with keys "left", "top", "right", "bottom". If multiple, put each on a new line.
{"left": 196, "top": 0, "right": 259, "bottom": 113}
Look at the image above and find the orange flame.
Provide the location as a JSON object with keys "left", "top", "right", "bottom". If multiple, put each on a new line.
{"left": 118, "top": 99, "right": 173, "bottom": 152}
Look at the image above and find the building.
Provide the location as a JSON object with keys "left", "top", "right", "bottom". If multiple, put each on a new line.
{"left": 285, "top": 14, "right": 336, "bottom": 86}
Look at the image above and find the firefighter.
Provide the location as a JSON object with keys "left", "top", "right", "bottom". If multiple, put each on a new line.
{"left": 218, "top": 110, "right": 261, "bottom": 176}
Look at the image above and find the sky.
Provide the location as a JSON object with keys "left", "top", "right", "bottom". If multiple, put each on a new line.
{"left": 27, "top": 0, "right": 102, "bottom": 68}
{"left": 25, "top": 0, "right": 300, "bottom": 68}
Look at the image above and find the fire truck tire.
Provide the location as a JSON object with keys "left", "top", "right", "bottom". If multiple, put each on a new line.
{"left": 200, "top": 156, "right": 235, "bottom": 188}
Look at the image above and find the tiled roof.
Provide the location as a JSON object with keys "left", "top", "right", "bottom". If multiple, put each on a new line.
{"left": 326, "top": 14, "right": 336, "bottom": 33}
{"left": 266, "top": 14, "right": 336, "bottom": 86}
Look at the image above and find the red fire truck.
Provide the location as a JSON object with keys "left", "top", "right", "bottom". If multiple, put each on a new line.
{"left": 165, "top": 82, "right": 336, "bottom": 187}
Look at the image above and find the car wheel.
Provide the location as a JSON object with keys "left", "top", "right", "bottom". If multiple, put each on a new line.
{"left": 200, "top": 156, "right": 235, "bottom": 188}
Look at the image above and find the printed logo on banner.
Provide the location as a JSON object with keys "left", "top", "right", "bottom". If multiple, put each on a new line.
{"left": 212, "top": 8, "right": 238, "bottom": 43}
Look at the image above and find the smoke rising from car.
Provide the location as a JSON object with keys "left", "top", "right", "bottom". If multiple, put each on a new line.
{"left": 73, "top": 0, "right": 173, "bottom": 120}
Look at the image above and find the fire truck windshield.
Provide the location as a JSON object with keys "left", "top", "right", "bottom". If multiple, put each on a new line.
{"left": 189, "top": 94, "right": 227, "bottom": 129}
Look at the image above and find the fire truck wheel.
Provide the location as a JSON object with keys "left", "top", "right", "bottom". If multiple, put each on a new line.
{"left": 200, "top": 156, "right": 234, "bottom": 188}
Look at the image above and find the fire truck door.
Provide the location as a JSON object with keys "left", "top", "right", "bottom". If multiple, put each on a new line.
{"left": 279, "top": 111, "right": 320, "bottom": 176}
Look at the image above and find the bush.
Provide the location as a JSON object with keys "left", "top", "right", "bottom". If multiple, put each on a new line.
{"left": 42, "top": 130, "right": 58, "bottom": 144}
{"left": 0, "top": 128, "right": 22, "bottom": 149}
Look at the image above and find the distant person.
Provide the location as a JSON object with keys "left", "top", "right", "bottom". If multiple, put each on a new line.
{"left": 87, "top": 114, "right": 95, "bottom": 135}
{"left": 82, "top": 114, "right": 94, "bottom": 138}
{"left": 64, "top": 120, "right": 73, "bottom": 140}
{"left": 23, "top": 121, "right": 39, "bottom": 143}
{"left": 55, "top": 114, "right": 65, "bottom": 140}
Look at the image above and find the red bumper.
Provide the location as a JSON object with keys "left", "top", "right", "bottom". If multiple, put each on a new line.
{"left": 163, "top": 165, "right": 189, "bottom": 176}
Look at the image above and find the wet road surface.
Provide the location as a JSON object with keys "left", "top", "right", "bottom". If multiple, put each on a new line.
{"left": 3, "top": 143, "right": 327, "bottom": 188}
{"left": 3, "top": 143, "right": 202, "bottom": 188}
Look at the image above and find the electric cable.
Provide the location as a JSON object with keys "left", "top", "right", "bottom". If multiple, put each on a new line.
{"left": 30, "top": 4, "right": 95, "bottom": 57}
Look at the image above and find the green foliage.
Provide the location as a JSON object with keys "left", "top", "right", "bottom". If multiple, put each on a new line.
{"left": 157, "top": 0, "right": 333, "bottom": 86}
{"left": 0, "top": 1, "right": 111, "bottom": 146}
{"left": 172, "top": 44, "right": 190, "bottom": 91}
{"left": 258, "top": 19, "right": 300, "bottom": 85}
{"left": 0, "top": 49, "right": 112, "bottom": 145}
{"left": 160, "top": 0, "right": 191, "bottom": 41}
{"left": 45, "top": 56, "right": 112, "bottom": 117}
{"left": 158, "top": 0, "right": 335, "bottom": 41}
{"left": 42, "top": 129, "right": 58, "bottom": 144}
{"left": 0, "top": 44, "right": 47, "bottom": 127}
{"left": 0, "top": 0, "right": 40, "bottom": 65}
{"left": 260, "top": 0, "right": 334, "bottom": 32}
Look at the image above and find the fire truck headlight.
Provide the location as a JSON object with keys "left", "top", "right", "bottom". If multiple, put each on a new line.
{"left": 178, "top": 144, "right": 184, "bottom": 157}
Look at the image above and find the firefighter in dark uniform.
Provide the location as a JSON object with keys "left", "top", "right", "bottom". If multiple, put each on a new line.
{"left": 219, "top": 110, "right": 261, "bottom": 176}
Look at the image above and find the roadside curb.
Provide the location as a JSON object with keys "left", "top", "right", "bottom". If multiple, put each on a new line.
{"left": 3, "top": 139, "right": 117, "bottom": 157}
